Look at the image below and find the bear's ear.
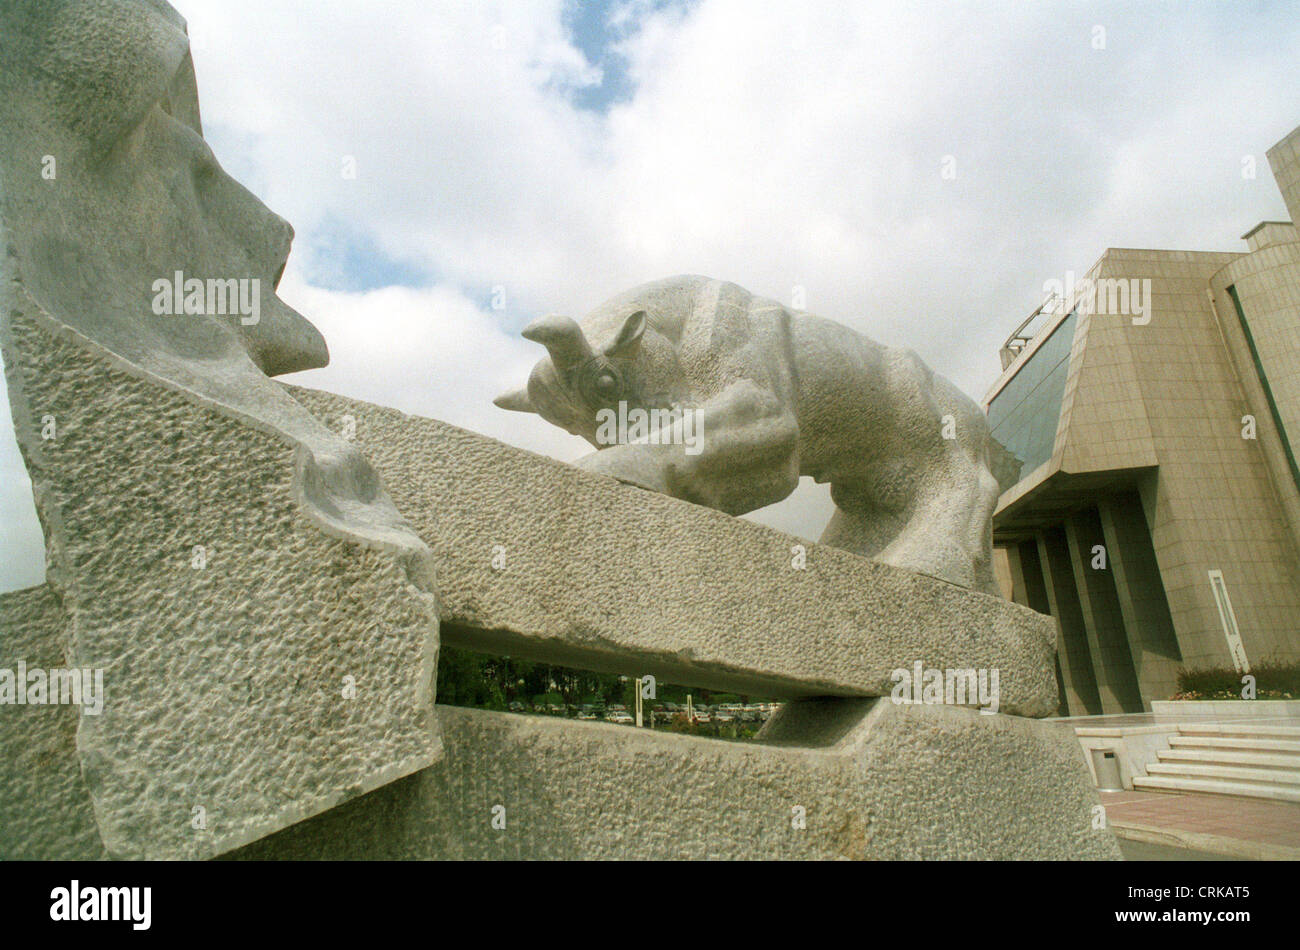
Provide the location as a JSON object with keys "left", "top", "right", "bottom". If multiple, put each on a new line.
{"left": 493, "top": 386, "right": 536, "bottom": 413}
{"left": 606, "top": 310, "right": 647, "bottom": 358}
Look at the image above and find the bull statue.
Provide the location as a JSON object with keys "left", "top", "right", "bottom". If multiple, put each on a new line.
{"left": 495, "top": 276, "right": 1010, "bottom": 596}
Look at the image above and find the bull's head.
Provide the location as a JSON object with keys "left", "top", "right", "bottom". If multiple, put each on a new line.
{"left": 494, "top": 310, "right": 651, "bottom": 444}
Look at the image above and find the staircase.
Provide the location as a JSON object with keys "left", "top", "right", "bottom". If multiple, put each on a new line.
{"left": 1133, "top": 723, "right": 1300, "bottom": 803}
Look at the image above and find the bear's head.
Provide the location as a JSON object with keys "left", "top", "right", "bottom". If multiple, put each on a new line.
{"left": 495, "top": 309, "right": 693, "bottom": 446}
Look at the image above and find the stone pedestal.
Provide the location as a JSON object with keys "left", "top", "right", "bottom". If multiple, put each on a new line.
{"left": 233, "top": 700, "right": 1119, "bottom": 860}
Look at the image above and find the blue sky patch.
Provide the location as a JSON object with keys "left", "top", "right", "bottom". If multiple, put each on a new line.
{"left": 562, "top": 0, "right": 693, "bottom": 112}
{"left": 303, "top": 217, "right": 435, "bottom": 292}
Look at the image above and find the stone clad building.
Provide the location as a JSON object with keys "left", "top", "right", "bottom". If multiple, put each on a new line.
{"left": 986, "top": 125, "right": 1300, "bottom": 716}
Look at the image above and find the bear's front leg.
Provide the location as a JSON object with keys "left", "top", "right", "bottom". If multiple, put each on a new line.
{"left": 574, "top": 379, "right": 800, "bottom": 515}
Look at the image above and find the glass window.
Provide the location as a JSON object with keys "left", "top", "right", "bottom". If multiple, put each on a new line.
{"left": 987, "top": 308, "right": 1078, "bottom": 478}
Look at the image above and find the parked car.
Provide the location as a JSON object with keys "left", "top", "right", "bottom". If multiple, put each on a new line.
{"left": 607, "top": 710, "right": 635, "bottom": 724}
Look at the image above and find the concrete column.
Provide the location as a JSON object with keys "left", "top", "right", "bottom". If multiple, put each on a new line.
{"left": 1064, "top": 509, "right": 1143, "bottom": 713}
{"left": 1098, "top": 492, "right": 1183, "bottom": 707}
{"left": 1035, "top": 529, "right": 1103, "bottom": 715}
{"left": 1002, "top": 543, "right": 1029, "bottom": 606}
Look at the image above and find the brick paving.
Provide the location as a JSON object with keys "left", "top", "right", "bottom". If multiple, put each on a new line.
{"left": 1101, "top": 789, "right": 1300, "bottom": 859}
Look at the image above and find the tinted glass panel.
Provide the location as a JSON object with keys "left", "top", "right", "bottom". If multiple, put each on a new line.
{"left": 987, "top": 309, "right": 1078, "bottom": 478}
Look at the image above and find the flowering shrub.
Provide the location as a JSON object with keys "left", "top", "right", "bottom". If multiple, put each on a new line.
{"left": 1171, "top": 659, "right": 1300, "bottom": 701}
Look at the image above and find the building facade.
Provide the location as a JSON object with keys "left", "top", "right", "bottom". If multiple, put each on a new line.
{"left": 985, "top": 125, "right": 1300, "bottom": 715}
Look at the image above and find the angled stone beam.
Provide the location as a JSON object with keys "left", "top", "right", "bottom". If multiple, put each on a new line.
{"left": 290, "top": 387, "right": 1061, "bottom": 717}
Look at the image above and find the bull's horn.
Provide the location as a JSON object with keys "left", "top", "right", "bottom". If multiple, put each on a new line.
{"left": 521, "top": 314, "right": 594, "bottom": 373}
{"left": 493, "top": 386, "right": 536, "bottom": 413}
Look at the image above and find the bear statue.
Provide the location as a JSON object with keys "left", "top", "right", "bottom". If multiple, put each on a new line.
{"left": 495, "top": 276, "right": 1013, "bottom": 596}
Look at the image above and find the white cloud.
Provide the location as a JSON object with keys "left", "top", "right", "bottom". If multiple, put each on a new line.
{"left": 0, "top": 407, "right": 44, "bottom": 593}
{"left": 274, "top": 271, "right": 589, "bottom": 460}
{"left": 2, "top": 0, "right": 1298, "bottom": 591}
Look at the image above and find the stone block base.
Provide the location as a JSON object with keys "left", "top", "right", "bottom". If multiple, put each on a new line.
{"left": 235, "top": 701, "right": 1120, "bottom": 860}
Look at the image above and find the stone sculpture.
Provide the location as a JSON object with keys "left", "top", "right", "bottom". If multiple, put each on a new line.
{"left": 0, "top": 0, "right": 1118, "bottom": 861}
{"left": 496, "top": 276, "right": 1007, "bottom": 594}
{"left": 0, "top": 0, "right": 441, "bottom": 860}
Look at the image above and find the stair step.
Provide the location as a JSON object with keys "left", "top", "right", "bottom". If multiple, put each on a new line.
{"left": 1146, "top": 762, "right": 1300, "bottom": 786}
{"left": 1158, "top": 748, "right": 1300, "bottom": 770}
{"left": 1168, "top": 735, "right": 1300, "bottom": 755}
{"left": 1176, "top": 722, "right": 1300, "bottom": 740}
{"left": 1132, "top": 775, "right": 1300, "bottom": 803}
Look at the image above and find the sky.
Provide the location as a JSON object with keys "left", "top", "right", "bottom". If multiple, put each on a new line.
{"left": 2, "top": 0, "right": 1299, "bottom": 592}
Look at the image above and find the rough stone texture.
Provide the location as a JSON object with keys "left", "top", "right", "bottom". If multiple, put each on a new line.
{"left": 0, "top": 317, "right": 440, "bottom": 859}
{"left": 4, "top": 580, "right": 1114, "bottom": 861}
{"left": 495, "top": 276, "right": 1008, "bottom": 594}
{"left": 0, "top": 585, "right": 107, "bottom": 860}
{"left": 233, "top": 702, "right": 1122, "bottom": 860}
{"left": 756, "top": 696, "right": 881, "bottom": 747}
{"left": 292, "top": 385, "right": 1060, "bottom": 717}
{"left": 0, "top": 0, "right": 441, "bottom": 858}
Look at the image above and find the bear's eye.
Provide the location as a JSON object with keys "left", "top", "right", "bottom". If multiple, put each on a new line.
{"left": 594, "top": 372, "right": 619, "bottom": 397}
{"left": 577, "top": 361, "right": 626, "bottom": 406}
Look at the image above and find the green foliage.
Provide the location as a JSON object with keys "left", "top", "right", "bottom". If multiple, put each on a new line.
{"left": 1173, "top": 658, "right": 1300, "bottom": 700}
{"left": 435, "top": 647, "right": 773, "bottom": 742}
{"left": 436, "top": 646, "right": 629, "bottom": 709}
